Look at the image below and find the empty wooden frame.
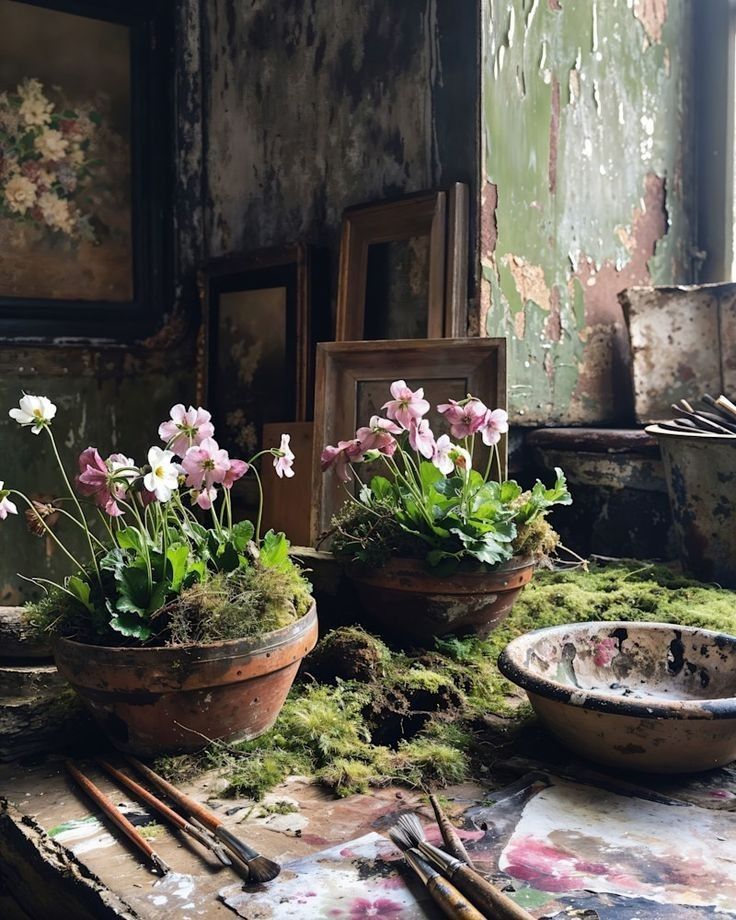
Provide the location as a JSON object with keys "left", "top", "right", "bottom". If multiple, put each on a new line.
{"left": 311, "top": 338, "right": 507, "bottom": 543}
{"left": 335, "top": 184, "right": 468, "bottom": 341}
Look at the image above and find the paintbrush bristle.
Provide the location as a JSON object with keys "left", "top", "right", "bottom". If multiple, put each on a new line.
{"left": 396, "top": 813, "right": 425, "bottom": 846}
{"left": 245, "top": 855, "right": 281, "bottom": 883}
{"left": 388, "top": 825, "right": 414, "bottom": 852}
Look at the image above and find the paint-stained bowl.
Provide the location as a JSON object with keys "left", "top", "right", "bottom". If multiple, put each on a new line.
{"left": 498, "top": 621, "right": 736, "bottom": 773}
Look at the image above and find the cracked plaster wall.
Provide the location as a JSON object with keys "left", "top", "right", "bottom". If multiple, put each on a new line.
{"left": 482, "top": 0, "right": 696, "bottom": 425}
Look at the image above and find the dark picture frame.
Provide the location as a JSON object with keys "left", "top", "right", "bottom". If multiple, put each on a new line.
{"left": 311, "top": 338, "right": 507, "bottom": 543}
{"left": 198, "top": 244, "right": 323, "bottom": 467}
{"left": 0, "top": 0, "right": 172, "bottom": 340}
{"left": 335, "top": 184, "right": 469, "bottom": 342}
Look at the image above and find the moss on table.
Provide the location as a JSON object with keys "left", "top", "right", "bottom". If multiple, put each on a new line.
{"left": 156, "top": 562, "right": 736, "bottom": 800}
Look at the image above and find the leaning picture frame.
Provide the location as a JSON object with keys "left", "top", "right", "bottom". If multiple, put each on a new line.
{"left": 335, "top": 184, "right": 469, "bottom": 342}
{"left": 0, "top": 0, "right": 172, "bottom": 340}
{"left": 311, "top": 338, "right": 507, "bottom": 544}
{"left": 197, "top": 243, "right": 324, "bottom": 473}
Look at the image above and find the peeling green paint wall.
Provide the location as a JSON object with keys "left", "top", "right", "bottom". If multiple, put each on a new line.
{"left": 482, "top": 0, "right": 696, "bottom": 425}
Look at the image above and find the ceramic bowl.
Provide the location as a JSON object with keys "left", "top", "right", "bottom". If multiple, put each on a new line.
{"left": 498, "top": 621, "right": 736, "bottom": 773}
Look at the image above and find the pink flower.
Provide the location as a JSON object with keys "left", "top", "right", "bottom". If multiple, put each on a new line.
{"left": 355, "top": 416, "right": 401, "bottom": 455}
{"left": 321, "top": 439, "right": 364, "bottom": 483}
{"left": 431, "top": 434, "right": 454, "bottom": 474}
{"left": 0, "top": 482, "right": 17, "bottom": 520}
{"left": 181, "top": 437, "right": 230, "bottom": 490}
{"left": 436, "top": 397, "right": 488, "bottom": 439}
{"left": 382, "top": 380, "right": 430, "bottom": 430}
{"left": 76, "top": 447, "right": 135, "bottom": 517}
{"left": 274, "top": 433, "right": 295, "bottom": 479}
{"left": 223, "top": 458, "right": 249, "bottom": 489}
{"left": 159, "top": 404, "right": 215, "bottom": 457}
{"left": 191, "top": 486, "right": 218, "bottom": 510}
{"left": 480, "top": 407, "right": 509, "bottom": 446}
{"left": 408, "top": 417, "right": 435, "bottom": 459}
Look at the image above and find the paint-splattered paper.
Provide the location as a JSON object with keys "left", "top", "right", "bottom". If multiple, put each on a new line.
{"left": 218, "top": 832, "right": 440, "bottom": 919}
{"left": 499, "top": 780, "right": 736, "bottom": 915}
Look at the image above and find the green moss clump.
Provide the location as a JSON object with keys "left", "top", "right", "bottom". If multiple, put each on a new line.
{"left": 162, "top": 560, "right": 312, "bottom": 645}
{"left": 154, "top": 562, "right": 736, "bottom": 801}
{"left": 138, "top": 822, "right": 165, "bottom": 841}
{"left": 25, "top": 557, "right": 313, "bottom": 648}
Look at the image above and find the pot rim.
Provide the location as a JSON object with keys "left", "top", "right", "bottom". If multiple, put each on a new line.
{"left": 498, "top": 620, "right": 736, "bottom": 721}
{"left": 646, "top": 424, "right": 736, "bottom": 444}
{"left": 53, "top": 600, "right": 317, "bottom": 667}
{"left": 348, "top": 553, "right": 536, "bottom": 579}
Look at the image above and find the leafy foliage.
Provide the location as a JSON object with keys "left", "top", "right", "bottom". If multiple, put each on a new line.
{"left": 333, "top": 465, "right": 570, "bottom": 571}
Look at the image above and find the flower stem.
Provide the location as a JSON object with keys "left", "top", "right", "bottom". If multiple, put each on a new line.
{"left": 251, "top": 465, "right": 264, "bottom": 542}
{"left": 10, "top": 491, "right": 87, "bottom": 572}
{"left": 45, "top": 429, "right": 102, "bottom": 589}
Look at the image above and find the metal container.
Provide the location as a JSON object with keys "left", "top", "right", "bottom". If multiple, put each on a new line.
{"left": 348, "top": 555, "right": 535, "bottom": 644}
{"left": 648, "top": 426, "right": 736, "bottom": 587}
{"left": 54, "top": 603, "right": 318, "bottom": 756}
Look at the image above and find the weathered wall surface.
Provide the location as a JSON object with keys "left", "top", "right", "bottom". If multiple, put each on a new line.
{"left": 204, "top": 0, "right": 478, "bottom": 293}
{"left": 482, "top": 0, "right": 696, "bottom": 425}
{"left": 0, "top": 1, "right": 203, "bottom": 601}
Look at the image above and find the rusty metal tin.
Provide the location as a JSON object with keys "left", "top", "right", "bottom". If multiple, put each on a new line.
{"left": 648, "top": 426, "right": 736, "bottom": 587}
{"left": 348, "top": 556, "right": 535, "bottom": 644}
{"left": 53, "top": 603, "right": 318, "bottom": 756}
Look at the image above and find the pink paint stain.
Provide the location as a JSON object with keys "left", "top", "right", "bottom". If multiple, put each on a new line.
{"left": 348, "top": 897, "right": 405, "bottom": 918}
{"left": 503, "top": 836, "right": 644, "bottom": 894}
{"left": 593, "top": 637, "right": 618, "bottom": 667}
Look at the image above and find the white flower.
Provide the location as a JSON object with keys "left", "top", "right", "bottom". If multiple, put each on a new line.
{"left": 34, "top": 129, "right": 68, "bottom": 161}
{"left": 67, "top": 146, "right": 85, "bottom": 167}
{"left": 18, "top": 79, "right": 53, "bottom": 127}
{"left": 37, "top": 192, "right": 74, "bottom": 234}
{"left": 9, "top": 394, "right": 57, "bottom": 434}
{"left": 0, "top": 482, "right": 17, "bottom": 521}
{"left": 274, "top": 433, "right": 295, "bottom": 479}
{"left": 4, "top": 174, "right": 37, "bottom": 214}
{"left": 431, "top": 434, "right": 455, "bottom": 475}
{"left": 143, "top": 447, "right": 180, "bottom": 502}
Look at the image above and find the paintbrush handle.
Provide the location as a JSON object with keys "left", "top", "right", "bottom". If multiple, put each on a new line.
{"left": 429, "top": 794, "right": 474, "bottom": 868}
{"left": 427, "top": 875, "right": 486, "bottom": 919}
{"left": 126, "top": 755, "right": 222, "bottom": 831}
{"left": 65, "top": 761, "right": 169, "bottom": 874}
{"left": 97, "top": 759, "right": 189, "bottom": 832}
{"left": 452, "top": 863, "right": 534, "bottom": 920}
{"left": 97, "top": 758, "right": 230, "bottom": 864}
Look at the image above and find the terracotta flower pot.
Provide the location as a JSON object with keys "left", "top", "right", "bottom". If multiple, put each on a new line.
{"left": 53, "top": 603, "right": 318, "bottom": 757}
{"left": 348, "top": 556, "right": 535, "bottom": 643}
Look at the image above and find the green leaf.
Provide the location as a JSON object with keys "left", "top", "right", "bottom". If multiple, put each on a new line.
{"left": 230, "top": 520, "right": 255, "bottom": 552}
{"left": 425, "top": 550, "right": 460, "bottom": 576}
{"left": 370, "top": 476, "right": 395, "bottom": 502}
{"left": 434, "top": 476, "right": 464, "bottom": 498}
{"left": 419, "top": 462, "right": 442, "bottom": 492}
{"left": 115, "top": 564, "right": 150, "bottom": 615}
{"left": 260, "top": 530, "right": 290, "bottom": 570}
{"left": 110, "top": 610, "right": 150, "bottom": 640}
{"left": 166, "top": 544, "right": 189, "bottom": 593}
{"left": 116, "top": 527, "right": 145, "bottom": 553}
{"left": 217, "top": 541, "right": 241, "bottom": 573}
{"left": 67, "top": 575, "right": 93, "bottom": 612}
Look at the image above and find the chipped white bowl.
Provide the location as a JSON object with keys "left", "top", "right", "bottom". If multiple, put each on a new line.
{"left": 498, "top": 621, "right": 736, "bottom": 773}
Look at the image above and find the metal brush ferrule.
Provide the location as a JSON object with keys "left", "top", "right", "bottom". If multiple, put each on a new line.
{"left": 151, "top": 852, "right": 171, "bottom": 876}
{"left": 418, "top": 840, "right": 464, "bottom": 875}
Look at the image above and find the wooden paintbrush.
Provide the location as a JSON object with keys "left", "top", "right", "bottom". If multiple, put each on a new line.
{"left": 96, "top": 759, "right": 233, "bottom": 869}
{"left": 401, "top": 848, "right": 485, "bottom": 919}
{"left": 65, "top": 760, "right": 171, "bottom": 876}
{"left": 428, "top": 794, "right": 475, "bottom": 867}
{"left": 395, "top": 814, "right": 535, "bottom": 920}
{"left": 125, "top": 756, "right": 280, "bottom": 883}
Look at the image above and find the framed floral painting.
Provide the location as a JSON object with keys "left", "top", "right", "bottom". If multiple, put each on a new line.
{"left": 0, "top": 0, "right": 171, "bottom": 338}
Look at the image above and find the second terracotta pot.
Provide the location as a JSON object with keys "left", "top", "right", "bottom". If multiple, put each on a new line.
{"left": 348, "top": 556, "right": 535, "bottom": 643}
{"left": 54, "top": 603, "right": 318, "bottom": 757}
